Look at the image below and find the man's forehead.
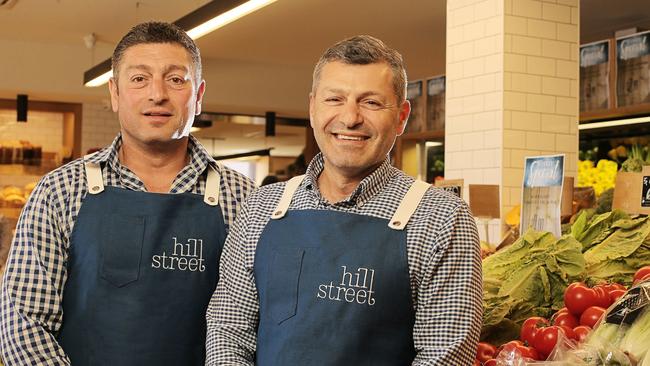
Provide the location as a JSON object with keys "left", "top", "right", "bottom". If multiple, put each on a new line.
{"left": 120, "top": 43, "right": 193, "bottom": 67}
{"left": 317, "top": 62, "right": 393, "bottom": 89}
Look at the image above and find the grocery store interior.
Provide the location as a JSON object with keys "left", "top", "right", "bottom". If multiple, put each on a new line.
{"left": 1, "top": 3, "right": 650, "bottom": 236}
{"left": 2, "top": 0, "right": 650, "bottom": 363}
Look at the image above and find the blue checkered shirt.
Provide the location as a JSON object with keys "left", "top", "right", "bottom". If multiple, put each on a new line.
{"left": 0, "top": 134, "right": 255, "bottom": 366}
{"left": 206, "top": 153, "right": 483, "bottom": 365}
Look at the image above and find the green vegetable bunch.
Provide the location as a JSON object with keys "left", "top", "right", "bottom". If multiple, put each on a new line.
{"left": 572, "top": 210, "right": 650, "bottom": 286}
{"left": 481, "top": 230, "right": 585, "bottom": 345}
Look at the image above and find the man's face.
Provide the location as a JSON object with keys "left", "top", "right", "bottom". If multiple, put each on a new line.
{"left": 309, "top": 61, "right": 410, "bottom": 179}
{"left": 109, "top": 43, "right": 205, "bottom": 146}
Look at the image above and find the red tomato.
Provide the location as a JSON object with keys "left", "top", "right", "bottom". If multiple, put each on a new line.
{"left": 559, "top": 325, "right": 577, "bottom": 340}
{"left": 636, "top": 273, "right": 650, "bottom": 285}
{"left": 520, "top": 316, "right": 550, "bottom": 346}
{"left": 534, "top": 325, "right": 565, "bottom": 359}
{"left": 555, "top": 307, "right": 570, "bottom": 315}
{"left": 634, "top": 266, "right": 650, "bottom": 284}
{"left": 592, "top": 285, "right": 612, "bottom": 308}
{"left": 484, "top": 360, "right": 497, "bottom": 366}
{"left": 573, "top": 325, "right": 591, "bottom": 343}
{"left": 500, "top": 340, "right": 541, "bottom": 360}
{"left": 580, "top": 306, "right": 606, "bottom": 328}
{"left": 476, "top": 342, "right": 497, "bottom": 362}
{"left": 552, "top": 311, "right": 579, "bottom": 329}
{"left": 609, "top": 289, "right": 626, "bottom": 303}
{"left": 598, "top": 282, "right": 626, "bottom": 292}
{"left": 564, "top": 282, "right": 599, "bottom": 316}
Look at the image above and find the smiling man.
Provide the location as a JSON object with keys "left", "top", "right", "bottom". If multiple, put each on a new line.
{"left": 207, "top": 35, "right": 483, "bottom": 365}
{"left": 0, "top": 22, "right": 254, "bottom": 366}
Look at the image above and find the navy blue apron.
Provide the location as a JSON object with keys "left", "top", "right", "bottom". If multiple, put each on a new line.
{"left": 57, "top": 157, "right": 226, "bottom": 366}
{"left": 254, "top": 175, "right": 431, "bottom": 366}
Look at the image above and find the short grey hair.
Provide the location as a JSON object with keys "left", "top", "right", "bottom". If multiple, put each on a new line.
{"left": 112, "top": 21, "right": 202, "bottom": 83}
{"left": 312, "top": 35, "right": 408, "bottom": 103}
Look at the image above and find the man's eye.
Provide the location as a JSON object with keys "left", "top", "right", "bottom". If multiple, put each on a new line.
{"left": 169, "top": 77, "right": 185, "bottom": 85}
{"left": 324, "top": 97, "right": 342, "bottom": 103}
{"left": 362, "top": 100, "right": 383, "bottom": 109}
{"left": 131, "top": 76, "right": 146, "bottom": 83}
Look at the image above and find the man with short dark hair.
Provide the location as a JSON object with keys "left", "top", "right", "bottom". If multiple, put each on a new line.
{"left": 206, "top": 35, "right": 483, "bottom": 365}
{"left": 0, "top": 21, "right": 254, "bottom": 366}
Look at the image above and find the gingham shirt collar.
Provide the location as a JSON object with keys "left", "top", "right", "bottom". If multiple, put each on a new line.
{"left": 85, "top": 133, "right": 215, "bottom": 193}
{"left": 303, "top": 153, "right": 396, "bottom": 207}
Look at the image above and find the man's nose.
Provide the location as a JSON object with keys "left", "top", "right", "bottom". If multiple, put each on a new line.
{"left": 340, "top": 100, "right": 363, "bottom": 128}
{"left": 148, "top": 77, "right": 169, "bottom": 104}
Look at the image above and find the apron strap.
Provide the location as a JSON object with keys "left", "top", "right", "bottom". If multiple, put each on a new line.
{"left": 271, "top": 175, "right": 305, "bottom": 220}
{"left": 388, "top": 180, "right": 431, "bottom": 231}
{"left": 84, "top": 153, "right": 105, "bottom": 195}
{"left": 203, "top": 165, "right": 221, "bottom": 206}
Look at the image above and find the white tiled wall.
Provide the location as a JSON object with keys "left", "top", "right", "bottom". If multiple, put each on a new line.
{"left": 81, "top": 103, "right": 120, "bottom": 155}
{"left": 446, "top": 0, "right": 579, "bottom": 221}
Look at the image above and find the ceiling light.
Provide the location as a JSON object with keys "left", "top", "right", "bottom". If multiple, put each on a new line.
{"left": 187, "top": 0, "right": 277, "bottom": 40}
{"left": 83, "top": 0, "right": 276, "bottom": 87}
{"left": 425, "top": 141, "right": 443, "bottom": 147}
{"left": 578, "top": 116, "right": 650, "bottom": 130}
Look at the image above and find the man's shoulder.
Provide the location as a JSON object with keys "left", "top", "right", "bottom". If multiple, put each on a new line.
{"left": 248, "top": 180, "right": 286, "bottom": 206}
{"left": 390, "top": 170, "right": 468, "bottom": 224}
{"left": 41, "top": 157, "right": 86, "bottom": 188}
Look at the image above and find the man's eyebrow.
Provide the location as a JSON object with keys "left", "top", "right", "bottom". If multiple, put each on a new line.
{"left": 322, "top": 87, "right": 383, "bottom": 97}
{"left": 163, "top": 64, "right": 189, "bottom": 74}
{"left": 124, "top": 64, "right": 189, "bottom": 74}
{"left": 125, "top": 64, "right": 152, "bottom": 72}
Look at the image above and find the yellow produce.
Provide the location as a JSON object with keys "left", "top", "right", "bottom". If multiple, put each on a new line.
{"left": 505, "top": 205, "right": 520, "bottom": 227}
{"left": 577, "top": 159, "right": 617, "bottom": 196}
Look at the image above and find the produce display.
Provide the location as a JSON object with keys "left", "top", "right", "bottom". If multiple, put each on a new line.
{"left": 477, "top": 269, "right": 650, "bottom": 365}
{"left": 577, "top": 160, "right": 617, "bottom": 197}
{"left": 572, "top": 210, "right": 650, "bottom": 285}
{"left": 478, "top": 206, "right": 650, "bottom": 365}
{"left": 481, "top": 231, "right": 585, "bottom": 345}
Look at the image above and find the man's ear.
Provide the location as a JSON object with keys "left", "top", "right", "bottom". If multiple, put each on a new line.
{"left": 195, "top": 80, "right": 206, "bottom": 115}
{"left": 309, "top": 92, "right": 315, "bottom": 129}
{"left": 108, "top": 77, "right": 119, "bottom": 113}
{"left": 396, "top": 100, "right": 411, "bottom": 136}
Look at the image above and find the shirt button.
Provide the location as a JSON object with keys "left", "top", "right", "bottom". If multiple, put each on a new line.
{"left": 91, "top": 186, "right": 100, "bottom": 192}
{"left": 208, "top": 196, "right": 216, "bottom": 203}
{"left": 392, "top": 220, "right": 401, "bottom": 226}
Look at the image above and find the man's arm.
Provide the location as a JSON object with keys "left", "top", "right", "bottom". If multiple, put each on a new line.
{"left": 206, "top": 199, "right": 260, "bottom": 365}
{"left": 413, "top": 203, "right": 483, "bottom": 365}
{"left": 0, "top": 175, "right": 71, "bottom": 365}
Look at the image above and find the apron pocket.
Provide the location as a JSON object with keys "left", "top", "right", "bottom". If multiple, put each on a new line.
{"left": 100, "top": 214, "right": 145, "bottom": 287}
{"left": 267, "top": 248, "right": 304, "bottom": 324}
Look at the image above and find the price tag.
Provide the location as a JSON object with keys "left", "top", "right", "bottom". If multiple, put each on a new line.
{"left": 642, "top": 176, "right": 650, "bottom": 207}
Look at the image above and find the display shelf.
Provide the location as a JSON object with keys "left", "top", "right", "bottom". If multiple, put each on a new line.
{"left": 400, "top": 129, "right": 445, "bottom": 141}
{"left": 580, "top": 102, "right": 650, "bottom": 122}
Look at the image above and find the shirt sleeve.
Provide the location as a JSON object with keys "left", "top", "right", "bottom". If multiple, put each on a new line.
{"left": 0, "top": 175, "right": 71, "bottom": 365}
{"left": 412, "top": 203, "right": 483, "bottom": 366}
{"left": 205, "top": 197, "right": 259, "bottom": 365}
